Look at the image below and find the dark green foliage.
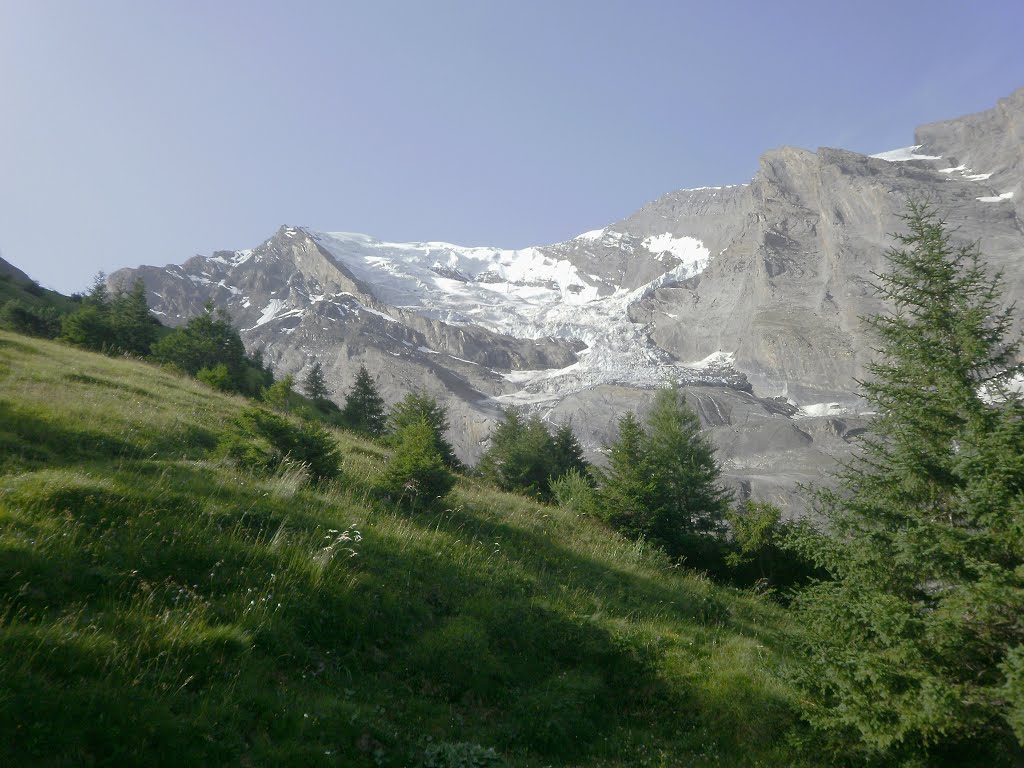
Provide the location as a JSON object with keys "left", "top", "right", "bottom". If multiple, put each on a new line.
{"left": 61, "top": 303, "right": 114, "bottom": 350}
{"left": 151, "top": 302, "right": 256, "bottom": 394}
{"left": 220, "top": 404, "right": 341, "bottom": 482}
{"left": 340, "top": 364, "right": 387, "bottom": 437}
{"left": 599, "top": 389, "right": 730, "bottom": 564}
{"left": 0, "top": 299, "right": 62, "bottom": 338}
{"left": 108, "top": 278, "right": 158, "bottom": 356}
{"left": 0, "top": 267, "right": 77, "bottom": 335}
{"left": 303, "top": 359, "right": 331, "bottom": 403}
{"left": 477, "top": 409, "right": 590, "bottom": 501}
{"left": 788, "top": 202, "right": 1024, "bottom": 762}
{"left": 387, "top": 391, "right": 461, "bottom": 470}
{"left": 599, "top": 411, "right": 660, "bottom": 541}
{"left": 477, "top": 409, "right": 548, "bottom": 498}
{"left": 60, "top": 276, "right": 158, "bottom": 356}
{"left": 378, "top": 418, "right": 455, "bottom": 507}
{"left": 725, "top": 501, "right": 818, "bottom": 592}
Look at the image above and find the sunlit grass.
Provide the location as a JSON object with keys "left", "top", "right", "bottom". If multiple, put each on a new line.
{"left": 0, "top": 330, "right": 821, "bottom": 767}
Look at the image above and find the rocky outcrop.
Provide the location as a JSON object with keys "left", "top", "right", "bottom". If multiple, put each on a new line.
{"left": 112, "top": 87, "right": 1024, "bottom": 513}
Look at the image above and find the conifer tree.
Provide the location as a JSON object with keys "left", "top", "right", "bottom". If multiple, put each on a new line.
{"left": 477, "top": 408, "right": 561, "bottom": 499}
{"left": 599, "top": 411, "right": 658, "bottom": 540}
{"left": 386, "top": 392, "right": 460, "bottom": 469}
{"left": 551, "top": 422, "right": 591, "bottom": 483}
{"left": 303, "top": 360, "right": 331, "bottom": 403}
{"left": 109, "top": 279, "right": 157, "bottom": 356}
{"left": 264, "top": 374, "right": 294, "bottom": 412}
{"left": 789, "top": 202, "right": 1024, "bottom": 762}
{"left": 340, "top": 365, "right": 387, "bottom": 437}
{"left": 378, "top": 418, "right": 456, "bottom": 508}
{"left": 644, "top": 385, "right": 730, "bottom": 542}
{"left": 597, "top": 389, "right": 729, "bottom": 561}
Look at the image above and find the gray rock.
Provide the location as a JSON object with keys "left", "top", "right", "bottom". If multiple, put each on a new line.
{"left": 111, "top": 87, "right": 1024, "bottom": 514}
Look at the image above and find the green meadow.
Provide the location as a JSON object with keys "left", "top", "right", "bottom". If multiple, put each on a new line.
{"left": 0, "top": 331, "right": 822, "bottom": 767}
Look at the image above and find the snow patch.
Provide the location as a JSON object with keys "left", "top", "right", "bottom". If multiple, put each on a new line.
{"left": 681, "top": 351, "right": 735, "bottom": 370}
{"left": 575, "top": 229, "right": 605, "bottom": 241}
{"left": 255, "top": 299, "right": 289, "bottom": 327}
{"left": 977, "top": 192, "right": 1014, "bottom": 203}
{"left": 870, "top": 145, "right": 942, "bottom": 162}
{"left": 795, "top": 402, "right": 847, "bottom": 419}
{"left": 641, "top": 234, "right": 711, "bottom": 273}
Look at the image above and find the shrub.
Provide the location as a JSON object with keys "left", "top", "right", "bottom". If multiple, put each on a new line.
{"left": 551, "top": 468, "right": 597, "bottom": 515}
{"left": 0, "top": 300, "right": 62, "bottom": 338}
{"left": 196, "top": 364, "right": 234, "bottom": 392}
{"left": 220, "top": 405, "right": 341, "bottom": 482}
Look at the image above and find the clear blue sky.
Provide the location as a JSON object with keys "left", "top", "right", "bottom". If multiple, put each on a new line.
{"left": 2, "top": 0, "right": 1023, "bottom": 293}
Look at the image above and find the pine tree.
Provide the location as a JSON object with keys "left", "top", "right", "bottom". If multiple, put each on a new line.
{"left": 599, "top": 411, "right": 658, "bottom": 540}
{"left": 477, "top": 408, "right": 559, "bottom": 499}
{"left": 339, "top": 365, "right": 387, "bottom": 437}
{"left": 109, "top": 279, "right": 157, "bottom": 356}
{"left": 303, "top": 360, "right": 331, "bottom": 403}
{"left": 151, "top": 301, "right": 248, "bottom": 389}
{"left": 643, "top": 386, "right": 730, "bottom": 542}
{"left": 789, "top": 202, "right": 1024, "bottom": 762}
{"left": 386, "top": 392, "right": 460, "bottom": 469}
{"left": 597, "top": 389, "right": 729, "bottom": 561}
{"left": 551, "top": 422, "right": 591, "bottom": 483}
{"left": 378, "top": 418, "right": 456, "bottom": 508}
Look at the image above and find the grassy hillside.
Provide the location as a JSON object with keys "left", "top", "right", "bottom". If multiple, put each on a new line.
{"left": 0, "top": 271, "right": 79, "bottom": 313}
{"left": 0, "top": 330, "right": 823, "bottom": 767}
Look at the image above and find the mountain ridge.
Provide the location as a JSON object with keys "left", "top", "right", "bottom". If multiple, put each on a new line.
{"left": 109, "top": 87, "right": 1024, "bottom": 511}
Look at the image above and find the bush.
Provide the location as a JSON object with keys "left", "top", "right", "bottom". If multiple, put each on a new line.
{"left": 196, "top": 364, "right": 234, "bottom": 392}
{"left": 220, "top": 405, "right": 341, "bottom": 482}
{"left": 0, "top": 300, "right": 62, "bottom": 338}
{"left": 551, "top": 468, "right": 597, "bottom": 515}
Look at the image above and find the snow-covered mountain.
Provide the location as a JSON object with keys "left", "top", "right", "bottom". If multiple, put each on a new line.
{"left": 113, "top": 87, "right": 1024, "bottom": 512}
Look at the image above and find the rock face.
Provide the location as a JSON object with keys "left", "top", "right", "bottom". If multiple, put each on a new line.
{"left": 111, "top": 87, "right": 1024, "bottom": 514}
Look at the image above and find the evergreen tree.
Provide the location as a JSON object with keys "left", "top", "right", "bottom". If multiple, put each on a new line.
{"left": 83, "top": 272, "right": 110, "bottom": 309}
{"left": 340, "top": 365, "right": 387, "bottom": 437}
{"left": 61, "top": 303, "right": 114, "bottom": 351}
{"left": 151, "top": 302, "right": 249, "bottom": 389}
{"left": 303, "top": 360, "right": 331, "bottom": 403}
{"left": 597, "top": 389, "right": 729, "bottom": 561}
{"left": 386, "top": 391, "right": 460, "bottom": 469}
{"left": 551, "top": 422, "right": 592, "bottom": 484}
{"left": 61, "top": 272, "right": 115, "bottom": 351}
{"left": 477, "top": 408, "right": 561, "bottom": 499}
{"left": 788, "top": 202, "right": 1024, "bottom": 762}
{"left": 599, "top": 411, "right": 658, "bottom": 541}
{"left": 263, "top": 374, "right": 295, "bottom": 412}
{"left": 109, "top": 279, "right": 157, "bottom": 356}
{"left": 378, "top": 418, "right": 456, "bottom": 508}
{"left": 644, "top": 386, "right": 730, "bottom": 542}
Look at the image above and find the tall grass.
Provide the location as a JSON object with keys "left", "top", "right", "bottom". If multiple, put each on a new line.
{"left": 0, "top": 331, "right": 821, "bottom": 767}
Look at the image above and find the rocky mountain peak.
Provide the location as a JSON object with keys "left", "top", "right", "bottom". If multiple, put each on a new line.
{"left": 112, "top": 87, "right": 1024, "bottom": 513}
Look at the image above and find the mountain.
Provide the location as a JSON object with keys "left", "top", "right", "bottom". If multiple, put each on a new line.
{"left": 112, "top": 87, "right": 1024, "bottom": 512}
